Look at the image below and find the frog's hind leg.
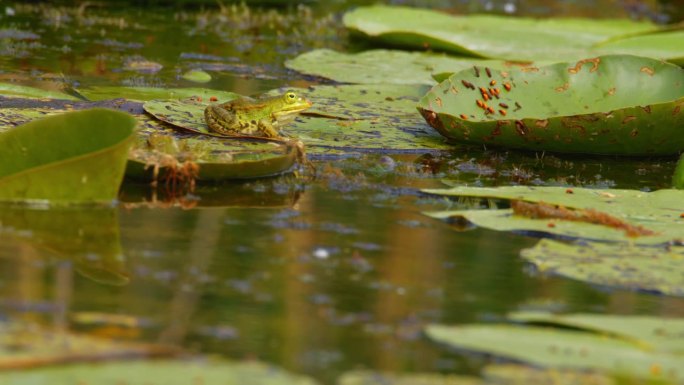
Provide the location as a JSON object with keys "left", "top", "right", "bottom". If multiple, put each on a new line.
{"left": 205, "top": 105, "right": 238, "bottom": 135}
{"left": 257, "top": 119, "right": 280, "bottom": 138}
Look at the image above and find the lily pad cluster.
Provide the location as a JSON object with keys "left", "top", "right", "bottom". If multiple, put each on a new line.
{"left": 423, "top": 185, "right": 684, "bottom": 295}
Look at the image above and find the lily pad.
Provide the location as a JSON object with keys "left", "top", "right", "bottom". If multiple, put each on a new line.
{"left": 509, "top": 311, "right": 684, "bottom": 353}
{"left": 339, "top": 370, "right": 484, "bottom": 385}
{"left": 425, "top": 322, "right": 684, "bottom": 381}
{"left": 144, "top": 85, "right": 453, "bottom": 156}
{"left": 0, "top": 82, "right": 79, "bottom": 101}
{"left": 77, "top": 86, "right": 239, "bottom": 102}
{"left": 343, "top": 5, "right": 657, "bottom": 62}
{"left": 285, "top": 49, "right": 522, "bottom": 86}
{"left": 182, "top": 69, "right": 212, "bottom": 83}
{"left": 483, "top": 365, "right": 616, "bottom": 385}
{"left": 520, "top": 239, "right": 684, "bottom": 296}
{"left": 597, "top": 30, "right": 684, "bottom": 66}
{"left": 422, "top": 186, "right": 684, "bottom": 245}
{"left": 0, "top": 359, "right": 318, "bottom": 384}
{"left": 127, "top": 115, "right": 301, "bottom": 182}
{"left": 0, "top": 108, "right": 136, "bottom": 203}
{"left": 418, "top": 55, "right": 684, "bottom": 155}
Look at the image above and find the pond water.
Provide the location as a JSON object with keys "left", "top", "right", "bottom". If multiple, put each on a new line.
{"left": 0, "top": 2, "right": 683, "bottom": 384}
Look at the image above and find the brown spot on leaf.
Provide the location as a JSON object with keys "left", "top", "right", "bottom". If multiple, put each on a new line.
{"left": 521, "top": 67, "right": 540, "bottom": 72}
{"left": 642, "top": 105, "right": 652, "bottom": 114}
{"left": 630, "top": 128, "right": 639, "bottom": 137}
{"left": 450, "top": 86, "right": 459, "bottom": 94}
{"left": 418, "top": 108, "right": 443, "bottom": 131}
{"left": 535, "top": 119, "right": 549, "bottom": 128}
{"left": 435, "top": 97, "right": 442, "bottom": 107}
{"left": 515, "top": 120, "right": 528, "bottom": 136}
{"left": 622, "top": 116, "right": 636, "bottom": 124}
{"left": 674, "top": 105, "right": 681, "bottom": 116}
{"left": 567, "top": 57, "right": 600, "bottom": 74}
{"left": 555, "top": 83, "right": 570, "bottom": 92}
{"left": 607, "top": 87, "right": 616, "bottom": 96}
{"left": 640, "top": 66, "right": 655, "bottom": 76}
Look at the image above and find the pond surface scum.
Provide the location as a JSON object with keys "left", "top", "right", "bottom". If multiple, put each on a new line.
{"left": 1, "top": 1, "right": 684, "bottom": 384}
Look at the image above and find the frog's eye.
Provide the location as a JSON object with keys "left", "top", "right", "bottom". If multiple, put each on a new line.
{"left": 285, "top": 92, "right": 297, "bottom": 102}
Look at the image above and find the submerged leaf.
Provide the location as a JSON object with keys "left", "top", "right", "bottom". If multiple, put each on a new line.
{"left": 418, "top": 55, "right": 684, "bottom": 155}
{"left": 0, "top": 109, "right": 136, "bottom": 203}
{"left": 344, "top": 6, "right": 657, "bottom": 61}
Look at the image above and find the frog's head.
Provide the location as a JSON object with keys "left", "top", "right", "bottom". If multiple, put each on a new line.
{"left": 272, "top": 91, "right": 312, "bottom": 124}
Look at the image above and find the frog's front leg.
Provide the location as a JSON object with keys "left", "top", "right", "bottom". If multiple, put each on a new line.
{"left": 257, "top": 119, "right": 280, "bottom": 138}
{"left": 204, "top": 104, "right": 237, "bottom": 135}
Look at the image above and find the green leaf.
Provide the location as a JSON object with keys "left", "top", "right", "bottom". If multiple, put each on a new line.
{"left": 418, "top": 55, "right": 684, "bottom": 155}
{"left": 77, "top": 86, "right": 239, "bottom": 102}
{"left": 0, "top": 359, "right": 319, "bottom": 384}
{"left": 482, "top": 365, "right": 618, "bottom": 385}
{"left": 596, "top": 30, "right": 684, "bottom": 66}
{"left": 0, "top": 82, "right": 79, "bottom": 101}
{"left": 423, "top": 186, "right": 684, "bottom": 245}
{"left": 520, "top": 239, "right": 684, "bottom": 296}
{"left": 285, "top": 49, "right": 519, "bottom": 86}
{"left": 181, "top": 69, "right": 212, "bottom": 83}
{"left": 425, "top": 323, "right": 684, "bottom": 380}
{"left": 343, "top": 5, "right": 657, "bottom": 61}
{"left": 509, "top": 311, "right": 684, "bottom": 354}
{"left": 674, "top": 154, "right": 684, "bottom": 189}
{"left": 0, "top": 108, "right": 136, "bottom": 203}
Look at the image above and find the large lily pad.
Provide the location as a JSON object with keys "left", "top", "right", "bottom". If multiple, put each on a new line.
{"left": 426, "top": 320, "right": 684, "bottom": 381}
{"left": 0, "top": 109, "right": 136, "bottom": 203}
{"left": 343, "top": 6, "right": 658, "bottom": 62}
{"left": 0, "top": 359, "right": 318, "bottom": 384}
{"left": 144, "top": 85, "right": 453, "bottom": 156}
{"left": 0, "top": 82, "right": 79, "bottom": 101}
{"left": 418, "top": 55, "right": 684, "bottom": 155}
{"left": 597, "top": 30, "right": 684, "bottom": 66}
{"left": 423, "top": 186, "right": 684, "bottom": 245}
{"left": 521, "top": 239, "right": 684, "bottom": 296}
{"left": 285, "top": 49, "right": 523, "bottom": 86}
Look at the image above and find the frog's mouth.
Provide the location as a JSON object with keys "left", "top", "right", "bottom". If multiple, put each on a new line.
{"left": 274, "top": 101, "right": 313, "bottom": 124}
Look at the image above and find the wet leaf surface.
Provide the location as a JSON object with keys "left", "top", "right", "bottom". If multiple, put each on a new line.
{"left": 418, "top": 55, "right": 684, "bottom": 155}
{"left": 520, "top": 240, "right": 684, "bottom": 296}
{"left": 0, "top": 109, "right": 136, "bottom": 203}
{"left": 344, "top": 6, "right": 658, "bottom": 61}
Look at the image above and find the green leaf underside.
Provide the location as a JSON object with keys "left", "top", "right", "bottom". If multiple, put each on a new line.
{"left": 0, "top": 82, "right": 79, "bottom": 101}
{"left": 144, "top": 85, "right": 453, "bottom": 155}
{"left": 423, "top": 186, "right": 684, "bottom": 245}
{"left": 509, "top": 311, "right": 684, "bottom": 353}
{"left": 426, "top": 323, "right": 684, "bottom": 380}
{"left": 285, "top": 49, "right": 528, "bottom": 86}
{"left": 418, "top": 55, "right": 684, "bottom": 155}
{"left": 77, "top": 86, "right": 239, "bottom": 102}
{"left": 521, "top": 239, "right": 684, "bottom": 296}
{"left": 343, "top": 6, "right": 659, "bottom": 61}
{"left": 0, "top": 359, "right": 318, "bottom": 385}
{"left": 0, "top": 109, "right": 136, "bottom": 203}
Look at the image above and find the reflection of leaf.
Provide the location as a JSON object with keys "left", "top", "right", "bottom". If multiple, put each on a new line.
{"left": 286, "top": 49, "right": 516, "bottom": 85}
{"left": 418, "top": 55, "right": 684, "bottom": 155}
{"left": 0, "top": 321, "right": 175, "bottom": 369}
{"left": 521, "top": 239, "right": 684, "bottom": 296}
{"left": 0, "top": 109, "right": 136, "bottom": 203}
{"left": 0, "top": 205, "right": 128, "bottom": 286}
{"left": 423, "top": 186, "right": 684, "bottom": 245}
{"left": 0, "top": 359, "right": 319, "bottom": 384}
{"left": 426, "top": 319, "right": 684, "bottom": 381}
{"left": 344, "top": 6, "right": 657, "bottom": 61}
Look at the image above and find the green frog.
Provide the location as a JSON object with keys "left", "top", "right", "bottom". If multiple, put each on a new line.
{"left": 204, "top": 91, "right": 312, "bottom": 138}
